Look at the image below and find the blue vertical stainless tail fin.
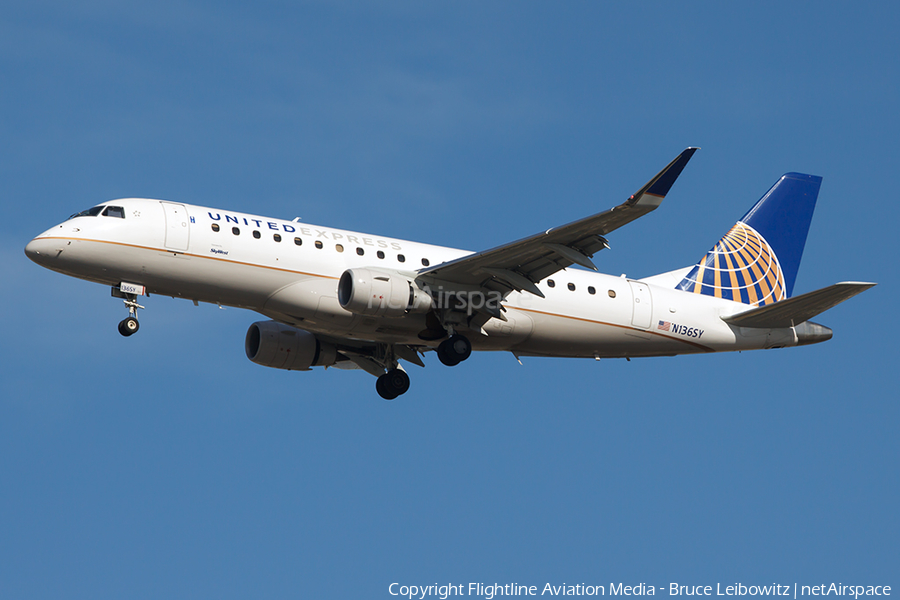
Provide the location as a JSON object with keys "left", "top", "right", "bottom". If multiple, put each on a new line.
{"left": 676, "top": 173, "right": 821, "bottom": 306}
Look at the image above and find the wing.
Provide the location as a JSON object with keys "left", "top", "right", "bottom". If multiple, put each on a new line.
{"left": 418, "top": 147, "right": 698, "bottom": 297}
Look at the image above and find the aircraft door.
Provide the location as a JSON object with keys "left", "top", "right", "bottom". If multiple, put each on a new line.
{"left": 629, "top": 281, "right": 652, "bottom": 329}
{"left": 161, "top": 202, "right": 190, "bottom": 251}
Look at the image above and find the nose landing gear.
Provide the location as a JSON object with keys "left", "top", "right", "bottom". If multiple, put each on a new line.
{"left": 112, "top": 286, "right": 144, "bottom": 337}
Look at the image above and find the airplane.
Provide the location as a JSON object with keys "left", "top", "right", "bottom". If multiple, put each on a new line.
{"left": 24, "top": 148, "right": 875, "bottom": 399}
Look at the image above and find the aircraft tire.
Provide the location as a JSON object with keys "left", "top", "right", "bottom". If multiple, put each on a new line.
{"left": 376, "top": 376, "right": 395, "bottom": 400}
{"left": 118, "top": 317, "right": 139, "bottom": 337}
{"left": 376, "top": 369, "right": 409, "bottom": 400}
{"left": 437, "top": 342, "right": 460, "bottom": 366}
{"left": 438, "top": 335, "right": 470, "bottom": 366}
{"left": 385, "top": 368, "right": 410, "bottom": 396}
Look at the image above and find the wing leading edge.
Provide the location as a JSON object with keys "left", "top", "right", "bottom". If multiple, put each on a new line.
{"left": 418, "top": 147, "right": 698, "bottom": 297}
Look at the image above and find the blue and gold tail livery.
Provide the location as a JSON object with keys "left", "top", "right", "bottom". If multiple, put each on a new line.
{"left": 676, "top": 173, "right": 821, "bottom": 306}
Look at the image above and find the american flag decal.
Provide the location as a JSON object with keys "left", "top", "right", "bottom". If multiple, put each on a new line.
{"left": 658, "top": 320, "right": 671, "bottom": 331}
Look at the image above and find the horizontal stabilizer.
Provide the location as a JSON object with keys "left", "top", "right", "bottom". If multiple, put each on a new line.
{"left": 722, "top": 282, "right": 875, "bottom": 328}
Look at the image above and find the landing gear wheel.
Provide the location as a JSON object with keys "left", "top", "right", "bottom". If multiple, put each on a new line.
{"left": 375, "top": 377, "right": 394, "bottom": 400}
{"left": 376, "top": 368, "right": 410, "bottom": 400}
{"left": 437, "top": 334, "right": 471, "bottom": 366}
{"left": 437, "top": 343, "right": 458, "bottom": 366}
{"left": 118, "top": 317, "right": 139, "bottom": 337}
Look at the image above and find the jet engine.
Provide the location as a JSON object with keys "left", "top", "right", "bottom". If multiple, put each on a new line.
{"left": 245, "top": 321, "right": 337, "bottom": 370}
{"left": 337, "top": 268, "right": 433, "bottom": 317}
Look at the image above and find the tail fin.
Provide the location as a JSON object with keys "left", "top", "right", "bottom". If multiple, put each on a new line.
{"left": 675, "top": 173, "right": 821, "bottom": 306}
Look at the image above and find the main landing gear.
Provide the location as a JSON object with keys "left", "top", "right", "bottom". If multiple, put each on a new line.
{"left": 367, "top": 344, "right": 415, "bottom": 400}
{"left": 371, "top": 334, "right": 471, "bottom": 399}
{"left": 369, "top": 333, "right": 471, "bottom": 399}
{"left": 436, "top": 334, "right": 471, "bottom": 366}
{"left": 376, "top": 368, "right": 411, "bottom": 400}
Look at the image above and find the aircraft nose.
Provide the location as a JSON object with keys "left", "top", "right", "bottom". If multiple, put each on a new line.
{"left": 24, "top": 237, "right": 60, "bottom": 266}
{"left": 24, "top": 238, "right": 40, "bottom": 261}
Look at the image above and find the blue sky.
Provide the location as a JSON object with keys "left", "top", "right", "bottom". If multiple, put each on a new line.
{"left": 1, "top": 2, "right": 897, "bottom": 598}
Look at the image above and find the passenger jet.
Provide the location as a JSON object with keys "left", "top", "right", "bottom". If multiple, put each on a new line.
{"left": 24, "top": 149, "right": 874, "bottom": 399}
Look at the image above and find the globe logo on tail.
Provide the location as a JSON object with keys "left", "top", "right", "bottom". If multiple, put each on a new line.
{"left": 676, "top": 222, "right": 786, "bottom": 306}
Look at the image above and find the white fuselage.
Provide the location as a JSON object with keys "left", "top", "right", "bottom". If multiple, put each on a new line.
{"left": 25, "top": 198, "right": 801, "bottom": 359}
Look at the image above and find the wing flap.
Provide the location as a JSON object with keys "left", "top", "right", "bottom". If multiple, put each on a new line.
{"left": 722, "top": 282, "right": 876, "bottom": 328}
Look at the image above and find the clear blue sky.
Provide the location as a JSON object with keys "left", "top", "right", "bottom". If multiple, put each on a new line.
{"left": 1, "top": 2, "right": 897, "bottom": 598}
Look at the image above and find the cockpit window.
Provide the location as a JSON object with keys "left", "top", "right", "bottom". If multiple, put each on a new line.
{"left": 69, "top": 206, "right": 104, "bottom": 219}
{"left": 102, "top": 206, "right": 125, "bottom": 218}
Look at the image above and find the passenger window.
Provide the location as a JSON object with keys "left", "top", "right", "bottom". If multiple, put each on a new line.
{"left": 588, "top": 286, "right": 596, "bottom": 295}
{"left": 356, "top": 247, "right": 364, "bottom": 256}
{"left": 608, "top": 289, "right": 616, "bottom": 298}
{"left": 547, "top": 279, "right": 555, "bottom": 288}
{"left": 421, "top": 258, "right": 430, "bottom": 267}
{"left": 273, "top": 234, "right": 282, "bottom": 242}
{"left": 567, "top": 283, "right": 576, "bottom": 291}
{"left": 252, "top": 230, "right": 261, "bottom": 239}
{"left": 377, "top": 250, "right": 385, "bottom": 259}
{"left": 211, "top": 223, "right": 220, "bottom": 232}
{"left": 102, "top": 206, "right": 125, "bottom": 218}
{"left": 232, "top": 227, "right": 240, "bottom": 235}
{"left": 294, "top": 237, "right": 303, "bottom": 246}
{"left": 398, "top": 254, "right": 406, "bottom": 263}
{"left": 315, "top": 241, "right": 323, "bottom": 249}
{"left": 335, "top": 244, "right": 344, "bottom": 252}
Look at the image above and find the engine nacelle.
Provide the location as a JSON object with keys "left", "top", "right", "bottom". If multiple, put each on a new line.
{"left": 245, "top": 321, "right": 337, "bottom": 371}
{"left": 337, "top": 268, "right": 433, "bottom": 317}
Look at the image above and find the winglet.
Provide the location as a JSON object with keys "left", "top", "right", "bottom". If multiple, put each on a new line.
{"left": 630, "top": 147, "right": 699, "bottom": 207}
